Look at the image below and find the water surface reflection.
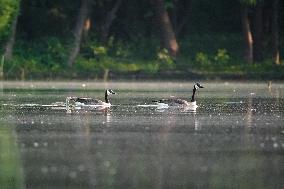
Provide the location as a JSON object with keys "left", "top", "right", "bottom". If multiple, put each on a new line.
{"left": 0, "top": 82, "right": 283, "bottom": 189}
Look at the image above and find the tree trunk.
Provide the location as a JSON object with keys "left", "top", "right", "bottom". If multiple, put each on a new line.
{"left": 83, "top": 18, "right": 91, "bottom": 39}
{"left": 271, "top": 0, "right": 280, "bottom": 65}
{"left": 171, "top": 0, "right": 178, "bottom": 34}
{"left": 67, "top": 0, "right": 91, "bottom": 66}
{"left": 4, "top": 14, "right": 18, "bottom": 60}
{"left": 252, "top": 2, "right": 264, "bottom": 62}
{"left": 240, "top": 5, "right": 253, "bottom": 63}
{"left": 176, "top": 0, "right": 192, "bottom": 37}
{"left": 100, "top": 0, "right": 122, "bottom": 44}
{"left": 152, "top": 0, "right": 179, "bottom": 57}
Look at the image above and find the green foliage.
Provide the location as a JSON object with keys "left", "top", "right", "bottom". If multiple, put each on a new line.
{"left": 214, "top": 49, "right": 230, "bottom": 64}
{"left": 4, "top": 38, "right": 67, "bottom": 79}
{"left": 0, "top": 123, "right": 24, "bottom": 189}
{"left": 164, "top": 0, "right": 175, "bottom": 9}
{"left": 240, "top": 0, "right": 257, "bottom": 6}
{"left": 0, "top": 0, "right": 20, "bottom": 47}
{"left": 157, "top": 48, "right": 175, "bottom": 69}
{"left": 75, "top": 55, "right": 160, "bottom": 78}
{"left": 195, "top": 52, "right": 211, "bottom": 66}
{"left": 93, "top": 46, "right": 108, "bottom": 56}
{"left": 2, "top": 32, "right": 283, "bottom": 80}
{"left": 195, "top": 49, "right": 231, "bottom": 68}
{"left": 1, "top": 0, "right": 284, "bottom": 80}
{"left": 70, "top": 35, "right": 162, "bottom": 78}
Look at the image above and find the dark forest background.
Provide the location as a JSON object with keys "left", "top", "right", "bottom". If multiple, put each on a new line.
{"left": 0, "top": 0, "right": 284, "bottom": 80}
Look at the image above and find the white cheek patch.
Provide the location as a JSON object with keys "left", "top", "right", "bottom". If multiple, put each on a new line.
{"left": 107, "top": 90, "right": 112, "bottom": 95}
{"left": 194, "top": 84, "right": 199, "bottom": 89}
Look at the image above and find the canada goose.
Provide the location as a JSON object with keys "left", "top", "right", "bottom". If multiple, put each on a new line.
{"left": 66, "top": 89, "right": 116, "bottom": 113}
{"left": 154, "top": 83, "right": 204, "bottom": 107}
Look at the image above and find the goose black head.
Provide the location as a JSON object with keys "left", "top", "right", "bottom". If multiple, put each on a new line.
{"left": 191, "top": 83, "right": 204, "bottom": 102}
{"left": 105, "top": 89, "right": 116, "bottom": 103}
{"left": 106, "top": 89, "right": 116, "bottom": 95}
{"left": 194, "top": 83, "right": 204, "bottom": 90}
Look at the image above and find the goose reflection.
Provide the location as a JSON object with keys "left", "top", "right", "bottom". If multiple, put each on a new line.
{"left": 104, "top": 108, "right": 112, "bottom": 126}
{"left": 155, "top": 106, "right": 201, "bottom": 131}
{"left": 155, "top": 104, "right": 198, "bottom": 112}
{"left": 192, "top": 112, "right": 201, "bottom": 131}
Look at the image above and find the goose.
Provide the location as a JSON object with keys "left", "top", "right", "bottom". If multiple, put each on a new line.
{"left": 154, "top": 83, "right": 204, "bottom": 108}
{"left": 66, "top": 89, "right": 116, "bottom": 113}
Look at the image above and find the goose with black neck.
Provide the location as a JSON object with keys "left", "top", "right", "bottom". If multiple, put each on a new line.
{"left": 153, "top": 83, "right": 204, "bottom": 109}
{"left": 66, "top": 89, "right": 116, "bottom": 113}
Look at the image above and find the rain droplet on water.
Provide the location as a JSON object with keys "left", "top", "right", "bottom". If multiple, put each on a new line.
{"left": 78, "top": 164, "right": 85, "bottom": 172}
{"left": 97, "top": 140, "right": 103, "bottom": 145}
{"left": 109, "top": 168, "right": 117, "bottom": 175}
{"left": 34, "top": 142, "right": 39, "bottom": 147}
{"left": 69, "top": 171, "right": 77, "bottom": 178}
{"left": 103, "top": 161, "right": 111, "bottom": 168}
{"left": 41, "top": 166, "right": 48, "bottom": 174}
{"left": 43, "top": 142, "right": 48, "bottom": 147}
{"left": 50, "top": 166, "right": 58, "bottom": 173}
{"left": 273, "top": 143, "right": 278, "bottom": 148}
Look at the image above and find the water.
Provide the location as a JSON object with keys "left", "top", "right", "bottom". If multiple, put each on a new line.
{"left": 0, "top": 81, "right": 283, "bottom": 189}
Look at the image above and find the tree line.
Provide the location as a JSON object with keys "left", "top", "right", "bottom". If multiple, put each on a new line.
{"left": 0, "top": 0, "right": 283, "bottom": 79}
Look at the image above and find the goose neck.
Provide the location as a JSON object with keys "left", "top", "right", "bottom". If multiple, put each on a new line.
{"left": 105, "top": 90, "right": 109, "bottom": 103}
{"left": 191, "top": 88, "right": 196, "bottom": 102}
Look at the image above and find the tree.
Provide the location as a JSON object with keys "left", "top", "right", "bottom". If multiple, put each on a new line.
{"left": 152, "top": 0, "right": 179, "bottom": 57}
{"left": 240, "top": 4, "right": 253, "bottom": 63}
{"left": 4, "top": 13, "right": 18, "bottom": 60}
{"left": 67, "top": 0, "right": 92, "bottom": 66}
{"left": 100, "top": 0, "right": 123, "bottom": 44}
{"left": 0, "top": 0, "right": 20, "bottom": 53}
{"left": 252, "top": 1, "right": 264, "bottom": 62}
{"left": 271, "top": 0, "right": 280, "bottom": 65}
{"left": 170, "top": 0, "right": 192, "bottom": 37}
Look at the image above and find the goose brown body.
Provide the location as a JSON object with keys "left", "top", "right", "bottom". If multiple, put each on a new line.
{"left": 154, "top": 83, "right": 204, "bottom": 106}
{"left": 74, "top": 89, "right": 115, "bottom": 105}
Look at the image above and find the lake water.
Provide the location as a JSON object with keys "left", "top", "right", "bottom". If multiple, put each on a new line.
{"left": 0, "top": 81, "right": 283, "bottom": 189}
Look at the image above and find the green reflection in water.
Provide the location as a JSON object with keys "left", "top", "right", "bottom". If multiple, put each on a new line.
{"left": 0, "top": 122, "right": 24, "bottom": 189}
